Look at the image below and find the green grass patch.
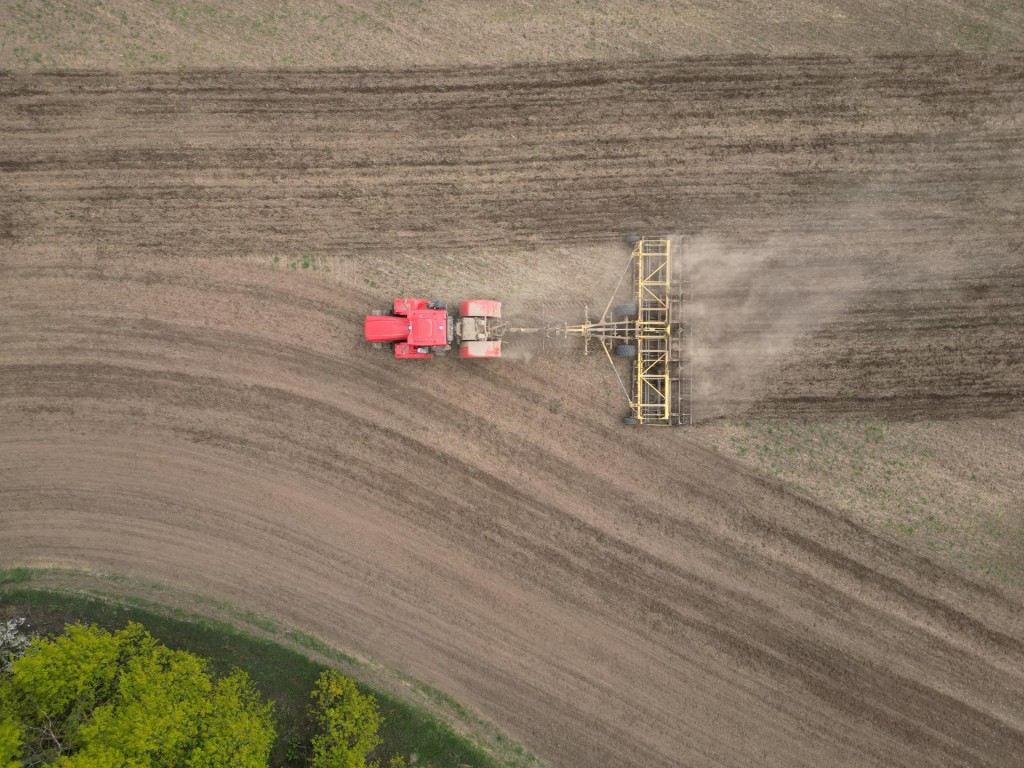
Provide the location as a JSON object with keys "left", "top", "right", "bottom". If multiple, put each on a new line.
{"left": 413, "top": 681, "right": 470, "bottom": 719}
{"left": 277, "top": 253, "right": 328, "bottom": 272}
{"left": 0, "top": 586, "right": 503, "bottom": 768}
{"left": 0, "top": 567, "right": 33, "bottom": 585}
{"left": 283, "top": 628, "right": 356, "bottom": 665}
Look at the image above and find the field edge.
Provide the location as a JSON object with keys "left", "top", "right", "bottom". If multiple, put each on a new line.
{"left": 0, "top": 566, "right": 545, "bottom": 768}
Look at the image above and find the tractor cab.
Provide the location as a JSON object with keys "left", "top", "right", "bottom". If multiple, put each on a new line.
{"left": 364, "top": 298, "right": 503, "bottom": 359}
{"left": 364, "top": 298, "right": 452, "bottom": 359}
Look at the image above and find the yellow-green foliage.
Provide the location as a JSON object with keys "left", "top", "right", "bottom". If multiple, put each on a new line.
{"left": 0, "top": 622, "right": 275, "bottom": 768}
{"left": 0, "top": 719, "right": 23, "bottom": 768}
{"left": 309, "top": 670, "right": 383, "bottom": 768}
{"left": 187, "top": 671, "right": 277, "bottom": 768}
{"left": 4, "top": 623, "right": 121, "bottom": 722}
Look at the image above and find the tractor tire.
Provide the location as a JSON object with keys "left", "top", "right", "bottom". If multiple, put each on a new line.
{"left": 614, "top": 344, "right": 637, "bottom": 358}
{"left": 428, "top": 300, "right": 447, "bottom": 310}
{"left": 371, "top": 309, "right": 385, "bottom": 316}
{"left": 613, "top": 302, "right": 638, "bottom": 320}
{"left": 623, "top": 416, "right": 640, "bottom": 425}
{"left": 371, "top": 342, "right": 383, "bottom": 349}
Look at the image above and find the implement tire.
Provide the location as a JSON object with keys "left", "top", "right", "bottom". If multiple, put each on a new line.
{"left": 613, "top": 302, "right": 638, "bottom": 320}
{"left": 614, "top": 344, "right": 637, "bottom": 358}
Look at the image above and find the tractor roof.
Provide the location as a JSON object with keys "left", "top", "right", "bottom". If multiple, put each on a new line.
{"left": 406, "top": 309, "right": 448, "bottom": 347}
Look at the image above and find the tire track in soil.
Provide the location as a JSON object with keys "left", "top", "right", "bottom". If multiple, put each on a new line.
{"left": 2, "top": 56, "right": 1024, "bottom": 767}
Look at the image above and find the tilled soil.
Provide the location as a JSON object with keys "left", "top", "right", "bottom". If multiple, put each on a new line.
{"left": 2, "top": 56, "right": 1023, "bottom": 767}
{"left": 4, "top": 0, "right": 1024, "bottom": 69}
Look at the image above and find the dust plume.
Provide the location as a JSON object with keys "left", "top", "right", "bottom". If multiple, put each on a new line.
{"left": 682, "top": 215, "right": 1024, "bottom": 421}
{"left": 684, "top": 234, "right": 869, "bottom": 421}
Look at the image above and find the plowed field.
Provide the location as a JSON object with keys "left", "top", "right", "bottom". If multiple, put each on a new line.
{"left": 2, "top": 55, "right": 1023, "bottom": 767}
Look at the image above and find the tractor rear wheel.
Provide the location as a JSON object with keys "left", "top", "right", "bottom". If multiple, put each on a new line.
{"left": 371, "top": 309, "right": 385, "bottom": 316}
{"left": 614, "top": 344, "right": 637, "bottom": 358}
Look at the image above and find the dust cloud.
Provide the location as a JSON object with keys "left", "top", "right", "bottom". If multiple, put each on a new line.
{"left": 684, "top": 234, "right": 869, "bottom": 421}
{"left": 681, "top": 211, "right": 1024, "bottom": 422}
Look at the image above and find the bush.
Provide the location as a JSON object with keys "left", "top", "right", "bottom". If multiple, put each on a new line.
{"left": 308, "top": 670, "right": 405, "bottom": 768}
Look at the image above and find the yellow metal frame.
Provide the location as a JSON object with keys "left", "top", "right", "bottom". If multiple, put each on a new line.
{"left": 632, "top": 238, "right": 675, "bottom": 425}
{"left": 560, "top": 237, "right": 688, "bottom": 426}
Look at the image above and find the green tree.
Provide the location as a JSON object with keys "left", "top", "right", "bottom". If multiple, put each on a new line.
{"left": 186, "top": 670, "right": 276, "bottom": 768}
{"left": 0, "top": 622, "right": 275, "bottom": 768}
{"left": 308, "top": 671, "right": 383, "bottom": 768}
{"left": 0, "top": 719, "right": 23, "bottom": 768}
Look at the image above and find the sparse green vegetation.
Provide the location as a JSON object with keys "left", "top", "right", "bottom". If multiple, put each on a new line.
{"left": 273, "top": 254, "right": 329, "bottom": 273}
{"left": 0, "top": 570, "right": 31, "bottom": 587}
{"left": 702, "top": 417, "right": 1024, "bottom": 586}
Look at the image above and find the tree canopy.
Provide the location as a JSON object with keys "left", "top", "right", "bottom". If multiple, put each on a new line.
{"left": 309, "top": 670, "right": 402, "bottom": 768}
{"left": 0, "top": 622, "right": 275, "bottom": 768}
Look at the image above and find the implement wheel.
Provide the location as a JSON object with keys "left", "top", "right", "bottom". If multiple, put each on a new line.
{"left": 623, "top": 417, "right": 640, "bottom": 425}
{"left": 614, "top": 344, "right": 637, "bottom": 358}
{"left": 613, "top": 302, "right": 638, "bottom": 320}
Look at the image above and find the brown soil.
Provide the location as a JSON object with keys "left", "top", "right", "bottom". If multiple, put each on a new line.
{"left": 4, "top": 0, "right": 1023, "bottom": 71}
{"left": 2, "top": 56, "right": 1024, "bottom": 767}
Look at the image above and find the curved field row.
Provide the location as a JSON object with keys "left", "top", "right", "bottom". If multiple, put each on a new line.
{"left": 2, "top": 56, "right": 1023, "bottom": 767}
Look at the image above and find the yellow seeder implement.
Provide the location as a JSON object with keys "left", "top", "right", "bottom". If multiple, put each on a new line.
{"left": 366, "top": 237, "right": 691, "bottom": 425}
{"left": 559, "top": 237, "right": 691, "bottom": 426}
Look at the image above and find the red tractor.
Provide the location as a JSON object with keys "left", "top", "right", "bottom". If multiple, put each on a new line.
{"left": 364, "top": 298, "right": 505, "bottom": 359}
